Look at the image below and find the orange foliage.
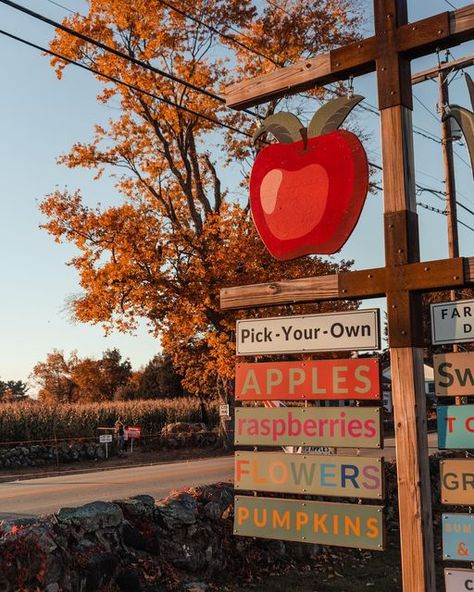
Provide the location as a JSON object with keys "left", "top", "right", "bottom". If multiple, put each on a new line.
{"left": 41, "top": 0, "right": 362, "bottom": 398}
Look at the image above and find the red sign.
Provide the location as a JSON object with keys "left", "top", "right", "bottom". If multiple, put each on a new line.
{"left": 125, "top": 426, "right": 142, "bottom": 439}
{"left": 235, "top": 359, "right": 380, "bottom": 401}
{"left": 250, "top": 100, "right": 369, "bottom": 261}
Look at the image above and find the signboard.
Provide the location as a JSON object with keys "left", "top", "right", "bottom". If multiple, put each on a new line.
{"left": 434, "top": 352, "right": 474, "bottom": 397}
{"left": 431, "top": 299, "right": 474, "bottom": 345}
{"left": 235, "top": 359, "right": 380, "bottom": 401}
{"left": 236, "top": 309, "right": 380, "bottom": 356}
{"left": 441, "top": 459, "right": 474, "bottom": 505}
{"left": 438, "top": 405, "right": 474, "bottom": 449}
{"left": 444, "top": 568, "right": 474, "bottom": 592}
{"left": 219, "top": 404, "right": 230, "bottom": 418}
{"left": 99, "top": 434, "right": 112, "bottom": 443}
{"left": 235, "top": 451, "right": 383, "bottom": 499}
{"left": 234, "top": 406, "right": 382, "bottom": 448}
{"left": 442, "top": 513, "right": 474, "bottom": 561}
{"left": 234, "top": 496, "right": 384, "bottom": 550}
{"left": 125, "top": 426, "right": 142, "bottom": 439}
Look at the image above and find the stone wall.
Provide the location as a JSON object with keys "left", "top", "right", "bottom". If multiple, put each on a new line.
{"left": 0, "top": 457, "right": 451, "bottom": 592}
{"left": 0, "top": 424, "right": 219, "bottom": 471}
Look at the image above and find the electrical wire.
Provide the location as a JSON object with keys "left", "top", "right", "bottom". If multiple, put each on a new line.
{"left": 40, "top": 0, "right": 449, "bottom": 149}
{"left": 0, "top": 28, "right": 254, "bottom": 139}
{"left": 0, "top": 0, "right": 264, "bottom": 119}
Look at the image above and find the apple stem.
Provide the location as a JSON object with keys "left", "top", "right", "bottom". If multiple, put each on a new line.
{"left": 299, "top": 127, "right": 308, "bottom": 151}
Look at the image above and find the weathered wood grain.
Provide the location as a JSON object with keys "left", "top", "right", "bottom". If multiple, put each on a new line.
{"left": 225, "top": 5, "right": 474, "bottom": 110}
{"left": 220, "top": 274, "right": 338, "bottom": 310}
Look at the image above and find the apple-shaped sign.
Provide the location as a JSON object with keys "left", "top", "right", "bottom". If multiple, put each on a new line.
{"left": 250, "top": 96, "right": 369, "bottom": 260}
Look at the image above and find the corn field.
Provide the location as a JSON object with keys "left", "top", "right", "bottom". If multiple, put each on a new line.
{"left": 0, "top": 399, "right": 219, "bottom": 443}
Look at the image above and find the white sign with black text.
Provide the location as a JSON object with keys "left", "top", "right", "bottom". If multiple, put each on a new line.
{"left": 431, "top": 299, "right": 474, "bottom": 345}
{"left": 444, "top": 568, "right": 474, "bottom": 592}
{"left": 236, "top": 309, "right": 380, "bottom": 355}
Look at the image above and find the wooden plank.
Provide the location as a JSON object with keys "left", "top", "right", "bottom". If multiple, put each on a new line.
{"left": 397, "top": 12, "right": 450, "bottom": 58}
{"left": 234, "top": 495, "right": 385, "bottom": 550}
{"left": 390, "top": 347, "right": 435, "bottom": 590}
{"left": 220, "top": 274, "right": 338, "bottom": 309}
{"left": 235, "top": 358, "right": 381, "bottom": 401}
{"left": 225, "top": 5, "right": 474, "bottom": 110}
{"left": 234, "top": 406, "right": 382, "bottom": 448}
{"left": 465, "top": 256, "right": 474, "bottom": 281}
{"left": 433, "top": 352, "right": 474, "bottom": 396}
{"left": 225, "top": 53, "right": 332, "bottom": 110}
{"left": 440, "top": 459, "right": 474, "bottom": 505}
{"left": 220, "top": 258, "right": 470, "bottom": 310}
{"left": 234, "top": 451, "right": 384, "bottom": 498}
{"left": 450, "top": 4, "right": 474, "bottom": 43}
{"left": 412, "top": 54, "right": 474, "bottom": 85}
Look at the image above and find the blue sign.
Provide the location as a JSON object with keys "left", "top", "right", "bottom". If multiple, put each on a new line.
{"left": 438, "top": 405, "right": 474, "bottom": 449}
{"left": 443, "top": 514, "right": 474, "bottom": 561}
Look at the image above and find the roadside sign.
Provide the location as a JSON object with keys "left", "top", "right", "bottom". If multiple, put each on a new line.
{"left": 444, "top": 568, "right": 474, "bottom": 592}
{"left": 235, "top": 451, "right": 383, "bottom": 499}
{"left": 234, "top": 406, "right": 382, "bottom": 448}
{"left": 125, "top": 427, "right": 142, "bottom": 439}
{"left": 235, "top": 358, "right": 380, "bottom": 401}
{"left": 443, "top": 514, "right": 474, "bottom": 561}
{"left": 438, "top": 405, "right": 474, "bottom": 449}
{"left": 234, "top": 495, "right": 384, "bottom": 550}
{"left": 99, "top": 434, "right": 113, "bottom": 443}
{"left": 431, "top": 299, "right": 474, "bottom": 345}
{"left": 219, "top": 404, "right": 230, "bottom": 418}
{"left": 236, "top": 309, "right": 380, "bottom": 355}
{"left": 441, "top": 459, "right": 474, "bottom": 505}
{"left": 434, "top": 352, "right": 474, "bottom": 396}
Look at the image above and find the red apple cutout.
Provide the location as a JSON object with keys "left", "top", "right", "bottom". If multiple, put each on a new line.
{"left": 250, "top": 96, "right": 369, "bottom": 260}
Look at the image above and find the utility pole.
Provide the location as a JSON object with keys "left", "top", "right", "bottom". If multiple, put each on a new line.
{"left": 412, "top": 55, "right": 472, "bottom": 391}
{"left": 412, "top": 55, "right": 472, "bottom": 264}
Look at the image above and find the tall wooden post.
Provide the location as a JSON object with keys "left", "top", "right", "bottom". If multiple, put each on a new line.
{"left": 375, "top": 1, "right": 436, "bottom": 589}
{"left": 439, "top": 67, "right": 460, "bottom": 261}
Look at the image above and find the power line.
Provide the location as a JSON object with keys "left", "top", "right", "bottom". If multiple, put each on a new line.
{"left": 0, "top": 28, "right": 253, "bottom": 139}
{"left": 0, "top": 0, "right": 257, "bottom": 114}
{"left": 265, "top": 0, "right": 293, "bottom": 17}
{"left": 38, "top": 0, "right": 448, "bottom": 149}
{"left": 443, "top": 0, "right": 458, "bottom": 9}
{"left": 417, "top": 201, "right": 474, "bottom": 233}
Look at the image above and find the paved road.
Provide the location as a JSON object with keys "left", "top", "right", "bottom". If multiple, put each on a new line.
{"left": 0, "top": 433, "right": 439, "bottom": 521}
{"left": 0, "top": 456, "right": 234, "bottom": 521}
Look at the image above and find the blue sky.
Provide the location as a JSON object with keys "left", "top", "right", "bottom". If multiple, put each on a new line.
{"left": 0, "top": 0, "right": 473, "bottom": 388}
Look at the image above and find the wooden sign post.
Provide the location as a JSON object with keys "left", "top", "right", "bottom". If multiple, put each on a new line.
{"left": 220, "top": 2, "right": 474, "bottom": 590}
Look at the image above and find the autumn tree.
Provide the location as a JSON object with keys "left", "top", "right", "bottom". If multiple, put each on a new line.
{"left": 0, "top": 379, "right": 29, "bottom": 402}
{"left": 40, "top": 1, "right": 363, "bottom": 439}
{"left": 32, "top": 350, "right": 78, "bottom": 403}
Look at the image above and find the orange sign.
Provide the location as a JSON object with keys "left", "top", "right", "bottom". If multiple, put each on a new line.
{"left": 235, "top": 359, "right": 380, "bottom": 401}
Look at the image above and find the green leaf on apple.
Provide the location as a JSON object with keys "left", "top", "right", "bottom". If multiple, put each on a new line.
{"left": 253, "top": 112, "right": 304, "bottom": 144}
{"left": 308, "top": 95, "right": 364, "bottom": 138}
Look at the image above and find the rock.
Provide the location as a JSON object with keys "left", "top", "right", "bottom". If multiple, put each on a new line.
{"left": 83, "top": 553, "right": 118, "bottom": 592}
{"left": 155, "top": 493, "right": 198, "bottom": 529}
{"left": 116, "top": 569, "right": 143, "bottom": 592}
{"left": 113, "top": 497, "right": 154, "bottom": 520}
{"left": 57, "top": 501, "right": 123, "bottom": 532}
{"left": 184, "top": 582, "right": 208, "bottom": 592}
{"left": 122, "top": 521, "right": 147, "bottom": 551}
{"left": 45, "top": 584, "right": 60, "bottom": 592}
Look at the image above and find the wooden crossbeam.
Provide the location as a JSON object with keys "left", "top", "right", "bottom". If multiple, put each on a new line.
{"left": 225, "top": 4, "right": 474, "bottom": 110}
{"left": 220, "top": 256, "right": 472, "bottom": 309}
